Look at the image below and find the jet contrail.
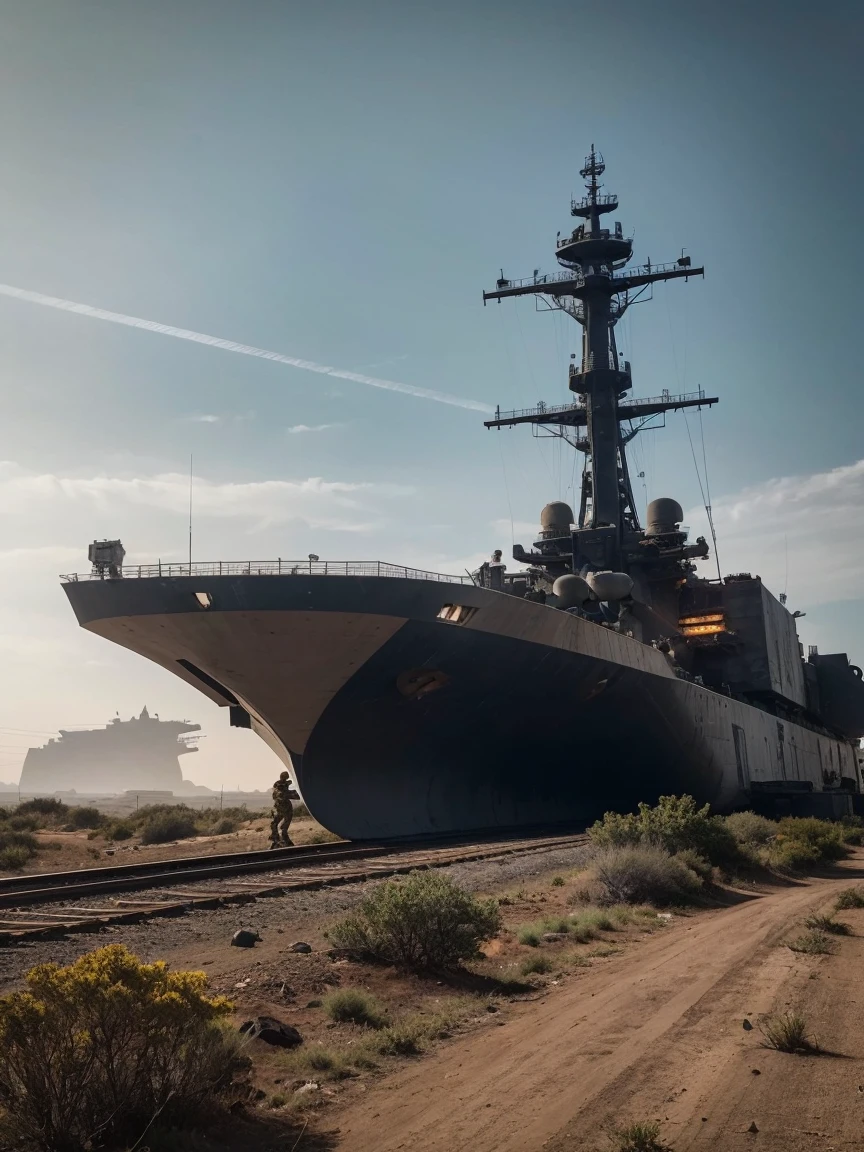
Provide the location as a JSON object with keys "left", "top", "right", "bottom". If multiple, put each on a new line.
{"left": 0, "top": 283, "right": 493, "bottom": 413}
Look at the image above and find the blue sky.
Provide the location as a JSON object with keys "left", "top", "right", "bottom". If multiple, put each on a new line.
{"left": 0, "top": 0, "right": 861, "bottom": 788}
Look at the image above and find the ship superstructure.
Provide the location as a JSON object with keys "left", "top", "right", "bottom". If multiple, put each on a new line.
{"left": 60, "top": 151, "right": 864, "bottom": 837}
{"left": 19, "top": 706, "right": 201, "bottom": 795}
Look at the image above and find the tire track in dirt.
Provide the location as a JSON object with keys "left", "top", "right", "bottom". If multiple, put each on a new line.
{"left": 330, "top": 863, "right": 864, "bottom": 1152}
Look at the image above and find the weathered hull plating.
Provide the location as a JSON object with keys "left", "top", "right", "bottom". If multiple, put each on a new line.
{"left": 63, "top": 575, "right": 858, "bottom": 838}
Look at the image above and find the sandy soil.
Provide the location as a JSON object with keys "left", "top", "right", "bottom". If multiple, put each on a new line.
{"left": 328, "top": 858, "right": 864, "bottom": 1152}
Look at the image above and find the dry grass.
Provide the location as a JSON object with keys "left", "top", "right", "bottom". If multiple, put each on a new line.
{"left": 787, "top": 929, "right": 836, "bottom": 955}
{"left": 834, "top": 887, "right": 864, "bottom": 910}
{"left": 804, "top": 913, "right": 851, "bottom": 936}
{"left": 611, "top": 1119, "right": 670, "bottom": 1151}
{"left": 322, "top": 988, "right": 387, "bottom": 1028}
{"left": 520, "top": 954, "right": 554, "bottom": 976}
{"left": 761, "top": 1011, "right": 818, "bottom": 1054}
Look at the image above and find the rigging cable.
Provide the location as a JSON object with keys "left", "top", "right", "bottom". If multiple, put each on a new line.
{"left": 497, "top": 433, "right": 516, "bottom": 548}
{"left": 684, "top": 409, "right": 722, "bottom": 582}
{"left": 667, "top": 288, "right": 722, "bottom": 581}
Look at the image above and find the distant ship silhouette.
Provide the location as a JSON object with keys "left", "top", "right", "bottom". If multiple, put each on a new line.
{"left": 18, "top": 708, "right": 201, "bottom": 794}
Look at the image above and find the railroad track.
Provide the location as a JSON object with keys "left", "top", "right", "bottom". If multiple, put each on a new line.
{"left": 0, "top": 829, "right": 589, "bottom": 945}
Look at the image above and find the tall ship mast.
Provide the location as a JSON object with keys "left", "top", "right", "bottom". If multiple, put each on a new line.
{"left": 61, "top": 149, "right": 864, "bottom": 837}
{"left": 477, "top": 146, "right": 717, "bottom": 643}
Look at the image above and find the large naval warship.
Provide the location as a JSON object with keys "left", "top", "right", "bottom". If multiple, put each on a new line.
{"left": 62, "top": 149, "right": 864, "bottom": 838}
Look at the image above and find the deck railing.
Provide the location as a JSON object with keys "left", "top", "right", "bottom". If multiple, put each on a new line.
{"left": 61, "top": 560, "right": 475, "bottom": 585}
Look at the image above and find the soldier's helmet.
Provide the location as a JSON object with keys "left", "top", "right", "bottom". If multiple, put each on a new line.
{"left": 279, "top": 770, "right": 290, "bottom": 781}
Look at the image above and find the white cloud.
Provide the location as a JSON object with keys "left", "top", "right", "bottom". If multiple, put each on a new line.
{"left": 0, "top": 462, "right": 413, "bottom": 533}
{"left": 688, "top": 458, "right": 864, "bottom": 607}
{"left": 185, "top": 414, "right": 221, "bottom": 424}
{"left": 287, "top": 423, "right": 336, "bottom": 434}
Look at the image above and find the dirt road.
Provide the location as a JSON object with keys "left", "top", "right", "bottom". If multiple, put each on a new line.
{"left": 331, "top": 863, "right": 864, "bottom": 1151}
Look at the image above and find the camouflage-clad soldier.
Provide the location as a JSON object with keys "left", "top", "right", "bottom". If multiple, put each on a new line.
{"left": 270, "top": 770, "right": 294, "bottom": 847}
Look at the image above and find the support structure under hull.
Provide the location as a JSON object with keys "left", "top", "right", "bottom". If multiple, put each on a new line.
{"left": 63, "top": 574, "right": 859, "bottom": 838}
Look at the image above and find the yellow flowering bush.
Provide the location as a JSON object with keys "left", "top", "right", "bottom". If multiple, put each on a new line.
{"left": 0, "top": 944, "right": 247, "bottom": 1151}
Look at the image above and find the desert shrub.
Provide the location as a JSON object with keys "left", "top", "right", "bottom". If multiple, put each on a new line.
{"left": 322, "top": 988, "right": 386, "bottom": 1029}
{"left": 673, "top": 848, "right": 713, "bottom": 883}
{"left": 520, "top": 954, "right": 553, "bottom": 975}
{"left": 327, "top": 870, "right": 501, "bottom": 970}
{"left": 835, "top": 886, "right": 864, "bottom": 910}
{"left": 725, "top": 810, "right": 776, "bottom": 846}
{"left": 517, "top": 925, "right": 542, "bottom": 947}
{"left": 612, "top": 1120, "right": 670, "bottom": 1151}
{"left": 770, "top": 838, "right": 821, "bottom": 870}
{"left": 0, "top": 944, "right": 246, "bottom": 1152}
{"left": 140, "top": 810, "right": 199, "bottom": 845}
{"left": 6, "top": 815, "right": 38, "bottom": 832}
{"left": 15, "top": 798, "right": 69, "bottom": 822}
{"left": 67, "top": 806, "right": 103, "bottom": 830}
{"left": 106, "top": 820, "right": 134, "bottom": 841}
{"left": 592, "top": 844, "right": 703, "bottom": 906}
{"left": 209, "top": 816, "right": 239, "bottom": 836}
{"left": 771, "top": 817, "right": 847, "bottom": 868}
{"left": 0, "top": 830, "right": 37, "bottom": 871}
{"left": 761, "top": 1011, "right": 817, "bottom": 1053}
{"left": 551, "top": 876, "right": 565, "bottom": 887}
{"left": 0, "top": 846, "right": 30, "bottom": 870}
{"left": 804, "top": 913, "right": 851, "bottom": 935}
{"left": 787, "top": 929, "right": 835, "bottom": 954}
{"left": 839, "top": 816, "right": 864, "bottom": 845}
{"left": 589, "top": 794, "right": 740, "bottom": 868}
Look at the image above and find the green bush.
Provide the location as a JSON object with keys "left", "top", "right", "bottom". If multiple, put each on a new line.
{"left": 140, "top": 811, "right": 199, "bottom": 845}
{"left": 589, "top": 794, "right": 741, "bottom": 868}
{"left": 208, "top": 817, "right": 239, "bottom": 836}
{"left": 327, "top": 870, "right": 501, "bottom": 970}
{"left": 592, "top": 844, "right": 703, "bottom": 906}
{"left": 0, "top": 846, "right": 31, "bottom": 871}
{"left": 67, "top": 806, "right": 103, "bottom": 830}
{"left": 725, "top": 810, "right": 776, "bottom": 846}
{"left": 839, "top": 817, "right": 864, "bottom": 845}
{"left": 7, "top": 815, "right": 38, "bottom": 832}
{"left": 516, "top": 925, "right": 542, "bottom": 947}
{"left": 0, "top": 830, "right": 37, "bottom": 871}
{"left": 770, "top": 817, "right": 848, "bottom": 869}
{"left": 15, "top": 798, "right": 69, "bottom": 821}
{"left": 0, "top": 944, "right": 246, "bottom": 1152}
{"left": 770, "top": 838, "right": 821, "bottom": 870}
{"left": 106, "top": 821, "right": 134, "bottom": 842}
{"left": 673, "top": 848, "right": 713, "bottom": 883}
{"left": 322, "top": 988, "right": 386, "bottom": 1028}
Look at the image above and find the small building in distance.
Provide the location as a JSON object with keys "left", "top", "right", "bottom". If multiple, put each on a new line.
{"left": 18, "top": 707, "right": 201, "bottom": 794}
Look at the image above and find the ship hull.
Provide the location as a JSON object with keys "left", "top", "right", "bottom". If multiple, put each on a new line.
{"left": 63, "top": 574, "right": 859, "bottom": 838}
